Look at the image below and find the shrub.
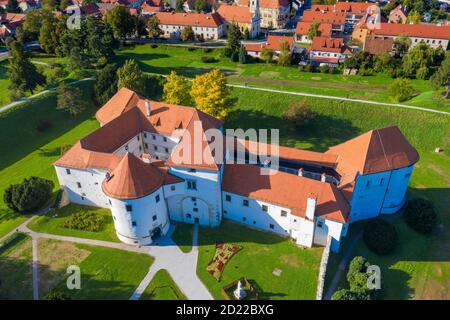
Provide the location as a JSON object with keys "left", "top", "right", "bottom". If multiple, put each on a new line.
{"left": 331, "top": 289, "right": 370, "bottom": 300}
{"left": 281, "top": 100, "right": 316, "bottom": 129}
{"left": 319, "top": 65, "right": 330, "bottom": 74}
{"left": 388, "top": 78, "right": 415, "bottom": 102}
{"left": 4, "top": 177, "right": 54, "bottom": 213}
{"left": 403, "top": 198, "right": 437, "bottom": 234}
{"left": 150, "top": 44, "right": 158, "bottom": 48}
{"left": 45, "top": 291, "right": 71, "bottom": 300}
{"left": 203, "top": 48, "right": 212, "bottom": 53}
{"left": 363, "top": 219, "right": 398, "bottom": 255}
{"left": 61, "top": 211, "right": 106, "bottom": 232}
{"left": 347, "top": 256, "right": 370, "bottom": 291}
{"left": 201, "top": 56, "right": 216, "bottom": 63}
{"left": 36, "top": 120, "right": 53, "bottom": 132}
{"left": 187, "top": 47, "right": 196, "bottom": 51}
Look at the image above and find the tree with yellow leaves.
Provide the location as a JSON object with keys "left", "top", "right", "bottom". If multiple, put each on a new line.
{"left": 163, "top": 71, "right": 192, "bottom": 105}
{"left": 190, "top": 69, "right": 231, "bottom": 120}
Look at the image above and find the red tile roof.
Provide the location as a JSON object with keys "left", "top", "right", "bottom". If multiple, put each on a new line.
{"left": 311, "top": 37, "right": 345, "bottom": 52}
{"left": 244, "top": 35, "right": 294, "bottom": 52}
{"left": 217, "top": 3, "right": 252, "bottom": 24}
{"left": 295, "top": 21, "right": 333, "bottom": 37}
{"left": 302, "top": 10, "right": 346, "bottom": 25}
{"left": 155, "top": 12, "right": 223, "bottom": 27}
{"left": 363, "top": 36, "right": 393, "bottom": 55}
{"left": 373, "top": 23, "right": 450, "bottom": 39}
{"left": 222, "top": 164, "right": 349, "bottom": 223}
{"left": 311, "top": 2, "right": 374, "bottom": 14}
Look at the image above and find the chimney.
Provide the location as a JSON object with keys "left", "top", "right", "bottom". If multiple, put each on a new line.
{"left": 305, "top": 193, "right": 317, "bottom": 220}
{"left": 321, "top": 172, "right": 326, "bottom": 183}
{"left": 298, "top": 168, "right": 304, "bottom": 177}
{"left": 145, "top": 100, "right": 151, "bottom": 116}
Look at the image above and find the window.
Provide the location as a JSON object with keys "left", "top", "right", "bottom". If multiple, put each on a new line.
{"left": 108, "top": 199, "right": 112, "bottom": 205}
{"left": 113, "top": 215, "right": 116, "bottom": 220}
{"left": 380, "top": 178, "right": 384, "bottom": 186}
{"left": 154, "top": 146, "right": 158, "bottom": 151}
{"left": 144, "top": 133, "right": 147, "bottom": 138}
{"left": 152, "top": 215, "right": 157, "bottom": 221}
{"left": 186, "top": 213, "right": 192, "bottom": 218}
{"left": 81, "top": 196, "right": 85, "bottom": 200}
{"left": 281, "top": 210, "right": 287, "bottom": 217}
{"left": 243, "top": 199, "right": 249, "bottom": 207}
{"left": 145, "top": 143, "right": 148, "bottom": 149}
{"left": 126, "top": 205, "right": 133, "bottom": 212}
{"left": 171, "top": 185, "right": 176, "bottom": 191}
{"left": 125, "top": 145, "right": 128, "bottom": 151}
{"left": 132, "top": 221, "right": 137, "bottom": 227}
{"left": 253, "top": 220, "right": 256, "bottom": 225}
{"left": 405, "top": 173, "right": 411, "bottom": 178}
{"left": 165, "top": 147, "right": 169, "bottom": 153}
{"left": 243, "top": 217, "right": 246, "bottom": 222}
{"left": 225, "top": 194, "right": 231, "bottom": 202}
{"left": 317, "top": 221, "right": 323, "bottom": 228}
{"left": 366, "top": 180, "right": 371, "bottom": 188}
{"left": 262, "top": 205, "right": 268, "bottom": 212}
{"left": 193, "top": 208, "right": 199, "bottom": 212}
{"left": 224, "top": 210, "right": 228, "bottom": 214}
{"left": 77, "top": 182, "right": 81, "bottom": 188}
{"left": 269, "top": 224, "right": 274, "bottom": 230}
{"left": 155, "top": 194, "right": 160, "bottom": 203}
{"left": 66, "top": 169, "right": 71, "bottom": 175}
{"left": 189, "top": 168, "right": 197, "bottom": 173}
{"left": 152, "top": 135, "right": 156, "bottom": 140}
{"left": 163, "top": 137, "right": 167, "bottom": 142}
{"left": 191, "top": 197, "right": 196, "bottom": 202}
{"left": 187, "top": 180, "right": 197, "bottom": 190}
{"left": 139, "top": 146, "right": 142, "bottom": 151}
{"left": 137, "top": 136, "right": 140, "bottom": 141}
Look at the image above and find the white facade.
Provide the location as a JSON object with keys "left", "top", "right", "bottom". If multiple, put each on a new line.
{"left": 160, "top": 24, "right": 225, "bottom": 40}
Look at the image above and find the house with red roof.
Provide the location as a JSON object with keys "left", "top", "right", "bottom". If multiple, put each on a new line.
{"left": 237, "top": 0, "right": 290, "bottom": 29}
{"left": 301, "top": 10, "right": 346, "bottom": 33}
{"left": 388, "top": 4, "right": 408, "bottom": 24}
{"left": 0, "top": 13, "right": 25, "bottom": 41}
{"left": 310, "top": 1, "right": 377, "bottom": 28}
{"left": 141, "top": 0, "right": 164, "bottom": 15}
{"left": 155, "top": 11, "right": 225, "bottom": 40}
{"left": 295, "top": 21, "right": 332, "bottom": 43}
{"left": 217, "top": 2, "right": 261, "bottom": 38}
{"left": 53, "top": 87, "right": 418, "bottom": 253}
{"left": 309, "top": 37, "right": 352, "bottom": 66}
{"left": 244, "top": 34, "right": 294, "bottom": 59}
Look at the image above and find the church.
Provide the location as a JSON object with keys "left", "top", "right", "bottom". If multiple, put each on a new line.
{"left": 53, "top": 88, "right": 419, "bottom": 253}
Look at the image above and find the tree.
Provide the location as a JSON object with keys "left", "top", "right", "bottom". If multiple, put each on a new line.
{"left": 307, "top": 21, "right": 321, "bottom": 41}
{"left": 431, "top": 52, "right": 450, "bottom": 94}
{"left": 363, "top": 219, "right": 398, "bottom": 255}
{"left": 104, "top": 5, "right": 135, "bottom": 39}
{"left": 175, "top": 0, "right": 184, "bottom": 12}
{"left": 282, "top": 100, "right": 316, "bottom": 129}
{"left": 190, "top": 69, "right": 231, "bottom": 120}
{"left": 94, "top": 64, "right": 119, "bottom": 106}
{"left": 147, "top": 15, "right": 163, "bottom": 40}
{"left": 388, "top": 78, "right": 415, "bottom": 102}
{"left": 4, "top": 177, "right": 54, "bottom": 213}
{"left": 39, "top": 9, "right": 66, "bottom": 54}
{"left": 194, "top": 0, "right": 208, "bottom": 12}
{"left": 238, "top": 45, "right": 247, "bottom": 64}
{"left": 8, "top": 40, "right": 46, "bottom": 97}
{"left": 56, "top": 83, "right": 86, "bottom": 117}
{"left": 6, "top": 0, "right": 20, "bottom": 13}
{"left": 224, "top": 23, "right": 242, "bottom": 61}
{"left": 407, "top": 10, "right": 421, "bottom": 24}
{"left": 180, "top": 26, "right": 195, "bottom": 42}
{"left": 392, "top": 36, "right": 411, "bottom": 58}
{"left": 23, "top": 9, "right": 42, "bottom": 40}
{"left": 117, "top": 59, "right": 145, "bottom": 94}
{"left": 403, "top": 198, "right": 437, "bottom": 234}
{"left": 331, "top": 289, "right": 370, "bottom": 300}
{"left": 163, "top": 71, "right": 192, "bottom": 105}
{"left": 402, "top": 43, "right": 433, "bottom": 79}
{"left": 260, "top": 48, "right": 273, "bottom": 63}
{"left": 277, "top": 41, "right": 291, "bottom": 66}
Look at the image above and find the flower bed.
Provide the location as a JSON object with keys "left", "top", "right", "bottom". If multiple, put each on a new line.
{"left": 206, "top": 243, "right": 241, "bottom": 281}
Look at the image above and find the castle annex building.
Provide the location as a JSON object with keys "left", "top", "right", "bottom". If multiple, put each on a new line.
{"left": 54, "top": 88, "right": 419, "bottom": 253}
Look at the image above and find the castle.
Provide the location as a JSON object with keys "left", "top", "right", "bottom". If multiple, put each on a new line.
{"left": 54, "top": 88, "right": 419, "bottom": 253}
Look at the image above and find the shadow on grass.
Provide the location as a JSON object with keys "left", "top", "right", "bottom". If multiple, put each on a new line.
{"left": 225, "top": 108, "right": 359, "bottom": 152}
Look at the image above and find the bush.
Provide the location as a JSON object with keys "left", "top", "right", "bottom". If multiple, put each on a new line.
{"left": 403, "top": 198, "right": 437, "bottom": 234}
{"left": 281, "top": 100, "right": 316, "bottom": 129}
{"left": 298, "top": 64, "right": 316, "bottom": 73}
{"left": 203, "top": 48, "right": 212, "bottom": 53}
{"left": 388, "top": 78, "right": 415, "bottom": 102}
{"left": 187, "top": 47, "right": 196, "bottom": 51}
{"left": 331, "top": 289, "right": 370, "bottom": 300}
{"left": 45, "top": 291, "right": 71, "bottom": 300}
{"left": 36, "top": 120, "right": 53, "bottom": 132}
{"left": 363, "top": 219, "right": 398, "bottom": 255}
{"left": 201, "top": 56, "right": 217, "bottom": 63}
{"left": 4, "top": 177, "right": 54, "bottom": 213}
{"left": 347, "top": 256, "right": 370, "bottom": 291}
{"left": 319, "top": 65, "right": 330, "bottom": 74}
{"left": 61, "top": 211, "right": 106, "bottom": 232}
{"left": 150, "top": 44, "right": 158, "bottom": 48}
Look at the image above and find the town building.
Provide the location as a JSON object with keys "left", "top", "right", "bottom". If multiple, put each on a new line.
{"left": 388, "top": 4, "right": 408, "bottom": 23}
{"left": 309, "top": 37, "right": 352, "bottom": 66}
{"left": 155, "top": 11, "right": 225, "bottom": 40}
{"left": 237, "top": 0, "right": 290, "bottom": 29}
{"left": 244, "top": 34, "right": 294, "bottom": 58}
{"left": 217, "top": 2, "right": 260, "bottom": 38}
{"left": 295, "top": 21, "right": 332, "bottom": 43}
{"left": 0, "top": 13, "right": 25, "bottom": 42}
{"left": 363, "top": 36, "right": 394, "bottom": 55}
{"left": 53, "top": 88, "right": 419, "bottom": 253}
{"left": 301, "top": 10, "right": 346, "bottom": 34}
{"left": 140, "top": 0, "right": 164, "bottom": 14}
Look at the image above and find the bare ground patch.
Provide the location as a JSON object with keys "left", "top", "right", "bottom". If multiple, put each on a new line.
{"left": 37, "top": 238, "right": 90, "bottom": 298}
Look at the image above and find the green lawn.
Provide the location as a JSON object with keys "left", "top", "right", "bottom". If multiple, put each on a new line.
{"left": 0, "top": 233, "right": 33, "bottom": 299}
{"left": 28, "top": 204, "right": 119, "bottom": 242}
{"left": 46, "top": 241, "right": 153, "bottom": 299}
{"left": 197, "top": 221, "right": 323, "bottom": 300}
{"left": 114, "top": 44, "right": 450, "bottom": 112}
{"left": 171, "top": 222, "right": 194, "bottom": 253}
{"left": 140, "top": 269, "right": 187, "bottom": 300}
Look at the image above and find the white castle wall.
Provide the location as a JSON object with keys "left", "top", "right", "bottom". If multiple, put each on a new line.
{"left": 107, "top": 187, "right": 170, "bottom": 245}
{"left": 142, "top": 131, "right": 180, "bottom": 161}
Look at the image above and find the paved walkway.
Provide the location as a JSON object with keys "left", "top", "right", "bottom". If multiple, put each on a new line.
{"left": 10, "top": 218, "right": 212, "bottom": 300}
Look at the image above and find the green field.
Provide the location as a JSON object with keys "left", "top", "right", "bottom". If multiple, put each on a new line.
{"left": 114, "top": 44, "right": 450, "bottom": 112}
{"left": 171, "top": 222, "right": 194, "bottom": 253}
{"left": 28, "top": 204, "right": 119, "bottom": 242}
{"left": 140, "top": 269, "right": 186, "bottom": 300}
{"left": 0, "top": 233, "right": 33, "bottom": 299}
{"left": 43, "top": 239, "right": 153, "bottom": 300}
{"left": 197, "top": 221, "right": 323, "bottom": 300}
